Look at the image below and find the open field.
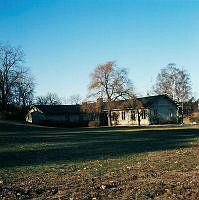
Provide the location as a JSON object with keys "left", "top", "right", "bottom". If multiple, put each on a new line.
{"left": 0, "top": 121, "right": 199, "bottom": 200}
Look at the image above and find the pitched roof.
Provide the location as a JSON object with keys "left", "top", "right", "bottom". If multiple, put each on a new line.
{"left": 34, "top": 105, "right": 81, "bottom": 115}
{"left": 137, "top": 95, "right": 176, "bottom": 107}
{"left": 110, "top": 95, "right": 177, "bottom": 110}
{"left": 32, "top": 95, "right": 176, "bottom": 115}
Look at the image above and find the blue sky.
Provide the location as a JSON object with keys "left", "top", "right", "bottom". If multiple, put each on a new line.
{"left": 0, "top": 0, "right": 199, "bottom": 100}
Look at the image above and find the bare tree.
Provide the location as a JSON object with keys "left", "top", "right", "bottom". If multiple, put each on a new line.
{"left": 88, "top": 61, "right": 135, "bottom": 126}
{"left": 36, "top": 96, "right": 48, "bottom": 105}
{"left": 0, "top": 43, "right": 25, "bottom": 110}
{"left": 46, "top": 92, "right": 62, "bottom": 105}
{"left": 14, "top": 70, "right": 35, "bottom": 108}
{"left": 36, "top": 92, "right": 62, "bottom": 105}
{"left": 153, "top": 63, "right": 192, "bottom": 123}
{"left": 67, "top": 94, "right": 82, "bottom": 105}
{"left": 153, "top": 63, "right": 192, "bottom": 101}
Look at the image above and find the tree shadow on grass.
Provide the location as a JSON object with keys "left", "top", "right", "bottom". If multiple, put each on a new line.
{"left": 0, "top": 124, "right": 199, "bottom": 168}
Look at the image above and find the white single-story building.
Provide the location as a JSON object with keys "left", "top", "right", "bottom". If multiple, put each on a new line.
{"left": 110, "top": 95, "right": 177, "bottom": 126}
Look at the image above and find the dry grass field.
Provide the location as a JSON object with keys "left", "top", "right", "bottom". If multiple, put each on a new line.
{"left": 0, "top": 121, "right": 199, "bottom": 200}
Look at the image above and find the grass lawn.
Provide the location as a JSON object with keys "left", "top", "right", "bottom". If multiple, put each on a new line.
{"left": 0, "top": 121, "right": 199, "bottom": 199}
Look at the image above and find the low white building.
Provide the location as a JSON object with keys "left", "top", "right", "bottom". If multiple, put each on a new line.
{"left": 110, "top": 95, "right": 177, "bottom": 126}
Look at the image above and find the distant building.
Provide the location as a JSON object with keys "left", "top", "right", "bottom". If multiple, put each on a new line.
{"left": 26, "top": 95, "right": 178, "bottom": 126}
{"left": 110, "top": 95, "right": 178, "bottom": 126}
{"left": 25, "top": 105, "right": 87, "bottom": 126}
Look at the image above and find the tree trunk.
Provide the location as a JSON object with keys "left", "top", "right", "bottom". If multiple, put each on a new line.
{"left": 138, "top": 112, "right": 141, "bottom": 126}
{"left": 107, "top": 109, "right": 112, "bottom": 126}
{"left": 181, "top": 102, "right": 184, "bottom": 124}
{"left": 1, "top": 92, "right": 7, "bottom": 111}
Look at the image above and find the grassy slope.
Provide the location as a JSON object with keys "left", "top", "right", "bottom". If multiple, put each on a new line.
{"left": 0, "top": 121, "right": 199, "bottom": 199}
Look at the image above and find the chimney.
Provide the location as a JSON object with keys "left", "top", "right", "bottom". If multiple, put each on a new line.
{"left": 97, "top": 98, "right": 103, "bottom": 105}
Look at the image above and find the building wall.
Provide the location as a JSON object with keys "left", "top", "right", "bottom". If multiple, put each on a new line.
{"left": 68, "top": 114, "right": 80, "bottom": 122}
{"left": 26, "top": 107, "right": 84, "bottom": 125}
{"left": 112, "top": 110, "right": 132, "bottom": 125}
{"left": 25, "top": 107, "right": 46, "bottom": 124}
{"left": 48, "top": 114, "right": 80, "bottom": 123}
{"left": 111, "top": 97, "right": 177, "bottom": 126}
{"left": 47, "top": 115, "right": 66, "bottom": 122}
{"left": 112, "top": 109, "right": 150, "bottom": 126}
{"left": 26, "top": 97, "right": 177, "bottom": 126}
{"left": 149, "top": 97, "right": 177, "bottom": 124}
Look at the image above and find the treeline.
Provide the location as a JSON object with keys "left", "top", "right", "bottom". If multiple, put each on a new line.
{"left": 0, "top": 42, "right": 198, "bottom": 122}
{"left": 0, "top": 43, "right": 82, "bottom": 119}
{"left": 0, "top": 43, "right": 35, "bottom": 119}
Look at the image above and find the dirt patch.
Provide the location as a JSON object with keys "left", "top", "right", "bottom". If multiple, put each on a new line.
{"left": 1, "top": 165, "right": 199, "bottom": 200}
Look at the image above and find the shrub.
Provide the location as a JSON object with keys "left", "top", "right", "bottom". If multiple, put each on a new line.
{"left": 88, "top": 120, "right": 100, "bottom": 127}
{"left": 190, "top": 116, "right": 199, "bottom": 123}
{"left": 0, "top": 111, "right": 24, "bottom": 121}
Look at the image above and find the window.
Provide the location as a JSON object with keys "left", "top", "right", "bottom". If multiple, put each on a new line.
{"left": 154, "top": 109, "right": 158, "bottom": 118}
{"left": 131, "top": 111, "right": 136, "bottom": 120}
{"left": 90, "top": 114, "right": 98, "bottom": 121}
{"left": 112, "top": 112, "right": 118, "bottom": 121}
{"left": 141, "top": 110, "right": 147, "bottom": 119}
{"left": 169, "top": 110, "right": 173, "bottom": 118}
{"left": 121, "top": 111, "right": 126, "bottom": 120}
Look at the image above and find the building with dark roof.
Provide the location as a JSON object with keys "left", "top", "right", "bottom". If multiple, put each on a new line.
{"left": 110, "top": 95, "right": 177, "bottom": 125}
{"left": 26, "top": 95, "right": 178, "bottom": 126}
{"left": 25, "top": 105, "right": 87, "bottom": 126}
